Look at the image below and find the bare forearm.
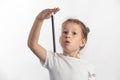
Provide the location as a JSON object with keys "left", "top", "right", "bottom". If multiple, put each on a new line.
{"left": 28, "top": 17, "right": 47, "bottom": 61}
{"left": 28, "top": 17, "right": 44, "bottom": 46}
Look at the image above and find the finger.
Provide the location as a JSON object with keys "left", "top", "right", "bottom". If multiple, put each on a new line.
{"left": 54, "top": 8, "right": 60, "bottom": 14}
{"left": 54, "top": 7, "right": 60, "bottom": 13}
{"left": 52, "top": 7, "right": 60, "bottom": 14}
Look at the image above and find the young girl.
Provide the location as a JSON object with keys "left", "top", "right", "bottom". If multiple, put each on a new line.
{"left": 28, "top": 8, "right": 96, "bottom": 80}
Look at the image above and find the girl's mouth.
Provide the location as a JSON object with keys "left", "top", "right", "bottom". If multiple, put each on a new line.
{"left": 65, "top": 41, "right": 70, "bottom": 43}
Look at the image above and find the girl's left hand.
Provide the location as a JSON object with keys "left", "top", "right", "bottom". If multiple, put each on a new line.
{"left": 37, "top": 7, "right": 60, "bottom": 20}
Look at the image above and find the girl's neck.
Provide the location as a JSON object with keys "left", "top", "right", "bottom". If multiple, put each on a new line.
{"left": 63, "top": 50, "right": 80, "bottom": 59}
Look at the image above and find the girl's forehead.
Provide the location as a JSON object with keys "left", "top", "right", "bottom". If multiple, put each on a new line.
{"left": 62, "top": 22, "right": 82, "bottom": 30}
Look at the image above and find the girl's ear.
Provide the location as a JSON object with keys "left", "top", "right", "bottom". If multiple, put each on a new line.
{"left": 80, "top": 38, "right": 86, "bottom": 47}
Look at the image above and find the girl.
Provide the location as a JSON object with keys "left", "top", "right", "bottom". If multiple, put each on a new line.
{"left": 28, "top": 7, "right": 96, "bottom": 80}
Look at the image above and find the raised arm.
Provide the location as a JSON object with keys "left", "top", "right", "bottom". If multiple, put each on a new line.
{"left": 28, "top": 8, "right": 60, "bottom": 63}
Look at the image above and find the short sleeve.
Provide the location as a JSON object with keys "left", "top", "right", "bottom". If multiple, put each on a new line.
{"left": 40, "top": 50, "right": 55, "bottom": 69}
{"left": 88, "top": 64, "right": 96, "bottom": 80}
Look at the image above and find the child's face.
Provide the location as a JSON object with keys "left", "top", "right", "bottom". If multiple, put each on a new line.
{"left": 60, "top": 22, "right": 86, "bottom": 53}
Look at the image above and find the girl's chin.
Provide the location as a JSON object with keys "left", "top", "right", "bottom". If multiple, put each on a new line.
{"left": 62, "top": 46, "right": 71, "bottom": 51}
{"left": 63, "top": 48, "right": 74, "bottom": 53}
{"left": 62, "top": 47, "right": 79, "bottom": 53}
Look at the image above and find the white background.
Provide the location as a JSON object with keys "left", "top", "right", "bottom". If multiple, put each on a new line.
{"left": 0, "top": 0, "right": 120, "bottom": 80}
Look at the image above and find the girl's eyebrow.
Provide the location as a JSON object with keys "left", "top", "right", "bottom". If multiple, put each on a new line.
{"left": 62, "top": 27, "right": 78, "bottom": 31}
{"left": 62, "top": 28, "right": 68, "bottom": 30}
{"left": 62, "top": 29, "right": 78, "bottom": 32}
{"left": 62, "top": 27, "right": 67, "bottom": 29}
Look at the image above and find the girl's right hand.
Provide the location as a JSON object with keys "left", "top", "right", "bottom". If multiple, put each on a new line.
{"left": 37, "top": 7, "right": 60, "bottom": 20}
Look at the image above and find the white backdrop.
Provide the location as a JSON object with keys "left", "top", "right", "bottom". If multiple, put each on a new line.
{"left": 0, "top": 0, "right": 120, "bottom": 80}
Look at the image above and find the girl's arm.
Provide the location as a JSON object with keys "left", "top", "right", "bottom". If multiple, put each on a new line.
{"left": 28, "top": 8, "right": 60, "bottom": 63}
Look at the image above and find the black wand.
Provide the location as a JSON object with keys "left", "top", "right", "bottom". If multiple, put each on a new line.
{"left": 51, "top": 15, "right": 56, "bottom": 53}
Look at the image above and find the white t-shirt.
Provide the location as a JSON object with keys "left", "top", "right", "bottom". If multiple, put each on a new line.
{"left": 40, "top": 51, "right": 96, "bottom": 80}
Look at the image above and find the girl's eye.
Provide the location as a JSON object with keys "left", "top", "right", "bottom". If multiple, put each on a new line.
{"left": 73, "top": 32, "right": 77, "bottom": 35}
{"left": 63, "top": 31, "right": 68, "bottom": 34}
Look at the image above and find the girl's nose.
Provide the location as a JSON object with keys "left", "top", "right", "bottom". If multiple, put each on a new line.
{"left": 66, "top": 34, "right": 71, "bottom": 38}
